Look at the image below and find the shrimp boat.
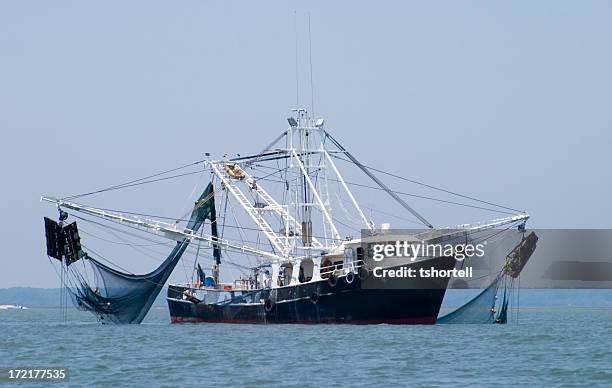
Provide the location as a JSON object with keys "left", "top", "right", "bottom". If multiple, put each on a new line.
{"left": 41, "top": 109, "right": 531, "bottom": 324}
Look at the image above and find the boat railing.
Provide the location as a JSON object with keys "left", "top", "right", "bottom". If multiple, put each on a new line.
{"left": 319, "top": 260, "right": 364, "bottom": 278}
{"left": 233, "top": 278, "right": 257, "bottom": 290}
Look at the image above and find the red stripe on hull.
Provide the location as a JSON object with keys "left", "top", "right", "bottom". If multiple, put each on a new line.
{"left": 170, "top": 315, "right": 436, "bottom": 325}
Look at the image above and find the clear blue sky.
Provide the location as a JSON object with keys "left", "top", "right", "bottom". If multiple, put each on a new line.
{"left": 1, "top": 1, "right": 611, "bottom": 287}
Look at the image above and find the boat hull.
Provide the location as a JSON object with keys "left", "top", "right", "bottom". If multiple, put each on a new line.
{"left": 167, "top": 257, "right": 456, "bottom": 325}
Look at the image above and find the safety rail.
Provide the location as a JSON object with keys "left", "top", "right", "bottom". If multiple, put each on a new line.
{"left": 233, "top": 278, "right": 258, "bottom": 290}
{"left": 319, "top": 260, "right": 364, "bottom": 278}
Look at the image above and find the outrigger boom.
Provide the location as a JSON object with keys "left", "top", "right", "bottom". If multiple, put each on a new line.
{"left": 40, "top": 194, "right": 528, "bottom": 265}
{"left": 40, "top": 195, "right": 284, "bottom": 262}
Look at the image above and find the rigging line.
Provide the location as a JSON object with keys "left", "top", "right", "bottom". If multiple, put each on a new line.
{"left": 81, "top": 239, "right": 196, "bottom": 287}
{"left": 64, "top": 169, "right": 205, "bottom": 201}
{"left": 231, "top": 150, "right": 347, "bottom": 167}
{"left": 46, "top": 255, "right": 72, "bottom": 292}
{"left": 175, "top": 169, "right": 206, "bottom": 224}
{"left": 247, "top": 185, "right": 286, "bottom": 236}
{"left": 80, "top": 229, "right": 182, "bottom": 263}
{"left": 330, "top": 154, "right": 523, "bottom": 213}
{"left": 333, "top": 180, "right": 362, "bottom": 225}
{"left": 70, "top": 213, "right": 172, "bottom": 246}
{"left": 209, "top": 174, "right": 346, "bottom": 243}
{"left": 78, "top": 206, "right": 227, "bottom": 223}
{"left": 245, "top": 187, "right": 282, "bottom": 259}
{"left": 517, "top": 274, "right": 520, "bottom": 324}
{"left": 181, "top": 248, "right": 254, "bottom": 271}
{"left": 180, "top": 249, "right": 191, "bottom": 286}
{"left": 227, "top": 193, "right": 264, "bottom": 266}
{"left": 230, "top": 149, "right": 286, "bottom": 164}
{"left": 75, "top": 206, "right": 344, "bottom": 248}
{"left": 191, "top": 227, "right": 204, "bottom": 285}
{"left": 249, "top": 163, "right": 515, "bottom": 215}
{"left": 460, "top": 271, "right": 498, "bottom": 283}
{"left": 67, "top": 195, "right": 346, "bottom": 244}
{"left": 331, "top": 215, "right": 361, "bottom": 234}
{"left": 305, "top": 199, "right": 362, "bottom": 235}
{"left": 249, "top": 172, "right": 515, "bottom": 215}
{"left": 80, "top": 220, "right": 177, "bottom": 262}
{"left": 78, "top": 248, "right": 92, "bottom": 286}
{"left": 182, "top": 246, "right": 252, "bottom": 272}
{"left": 248, "top": 165, "right": 287, "bottom": 182}
{"left": 341, "top": 180, "right": 516, "bottom": 215}
{"left": 79, "top": 229, "right": 170, "bottom": 247}
{"left": 190, "top": 259, "right": 252, "bottom": 276}
{"left": 61, "top": 264, "right": 84, "bottom": 293}
{"left": 220, "top": 187, "right": 229, "bottom": 239}
{"left": 92, "top": 223, "right": 179, "bottom": 262}
{"left": 471, "top": 222, "right": 518, "bottom": 246}
{"left": 220, "top": 252, "right": 250, "bottom": 276}
{"left": 249, "top": 164, "right": 321, "bottom": 190}
{"left": 81, "top": 243, "right": 136, "bottom": 276}
{"left": 325, "top": 132, "right": 432, "bottom": 228}
{"left": 172, "top": 189, "right": 215, "bottom": 225}
{"left": 69, "top": 214, "right": 201, "bottom": 262}
{"left": 74, "top": 208, "right": 317, "bottom": 250}
{"left": 361, "top": 202, "right": 426, "bottom": 226}
{"left": 47, "top": 255, "right": 61, "bottom": 318}
{"left": 251, "top": 163, "right": 320, "bottom": 173}
{"left": 64, "top": 159, "right": 205, "bottom": 200}
{"left": 80, "top": 241, "right": 189, "bottom": 290}
{"left": 279, "top": 158, "right": 290, "bottom": 243}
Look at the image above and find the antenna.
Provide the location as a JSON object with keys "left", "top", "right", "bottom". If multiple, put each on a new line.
{"left": 308, "top": 13, "right": 315, "bottom": 117}
{"left": 294, "top": 11, "right": 299, "bottom": 108}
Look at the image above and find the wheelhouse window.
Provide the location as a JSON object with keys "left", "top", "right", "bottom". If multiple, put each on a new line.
{"left": 299, "top": 259, "right": 313, "bottom": 283}
{"left": 279, "top": 263, "right": 293, "bottom": 286}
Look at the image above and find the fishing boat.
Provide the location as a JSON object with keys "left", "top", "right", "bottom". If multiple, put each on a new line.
{"left": 41, "top": 108, "right": 533, "bottom": 324}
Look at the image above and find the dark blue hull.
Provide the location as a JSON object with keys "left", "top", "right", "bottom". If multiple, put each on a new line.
{"left": 167, "top": 257, "right": 456, "bottom": 325}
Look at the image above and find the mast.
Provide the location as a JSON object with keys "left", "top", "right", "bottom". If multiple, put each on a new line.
{"left": 287, "top": 109, "right": 342, "bottom": 250}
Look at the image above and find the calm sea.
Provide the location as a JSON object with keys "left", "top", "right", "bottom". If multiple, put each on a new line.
{"left": 1, "top": 307, "right": 611, "bottom": 387}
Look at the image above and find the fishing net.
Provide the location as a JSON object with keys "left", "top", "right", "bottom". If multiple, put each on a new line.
{"left": 437, "top": 273, "right": 505, "bottom": 324}
{"left": 66, "top": 182, "right": 217, "bottom": 324}
{"left": 437, "top": 231, "right": 536, "bottom": 324}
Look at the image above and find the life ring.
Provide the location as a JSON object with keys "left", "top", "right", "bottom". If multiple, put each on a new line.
{"left": 327, "top": 274, "right": 338, "bottom": 287}
{"left": 345, "top": 271, "right": 355, "bottom": 284}
{"left": 310, "top": 291, "right": 319, "bottom": 304}
{"left": 358, "top": 266, "right": 371, "bottom": 280}
{"left": 264, "top": 297, "right": 275, "bottom": 313}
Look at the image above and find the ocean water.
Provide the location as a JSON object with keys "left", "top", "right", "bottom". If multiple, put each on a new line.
{"left": 1, "top": 307, "right": 611, "bottom": 387}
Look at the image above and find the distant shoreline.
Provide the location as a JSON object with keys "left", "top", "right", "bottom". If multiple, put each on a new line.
{"left": 0, "top": 287, "right": 168, "bottom": 308}
{"left": 1, "top": 287, "right": 610, "bottom": 308}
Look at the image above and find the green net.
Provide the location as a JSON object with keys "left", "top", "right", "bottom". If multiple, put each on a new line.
{"left": 437, "top": 273, "right": 505, "bottom": 324}
{"left": 67, "top": 183, "right": 217, "bottom": 324}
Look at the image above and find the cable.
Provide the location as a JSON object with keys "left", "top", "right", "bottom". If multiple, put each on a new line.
{"left": 79, "top": 229, "right": 170, "bottom": 247}
{"left": 249, "top": 165, "right": 516, "bottom": 215}
{"left": 64, "top": 159, "right": 205, "bottom": 200}
{"left": 330, "top": 153, "right": 523, "bottom": 213}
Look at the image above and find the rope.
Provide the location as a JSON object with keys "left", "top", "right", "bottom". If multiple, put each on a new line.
{"left": 330, "top": 154, "right": 523, "bottom": 213}
{"left": 63, "top": 159, "right": 205, "bottom": 200}
{"left": 249, "top": 163, "right": 516, "bottom": 215}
